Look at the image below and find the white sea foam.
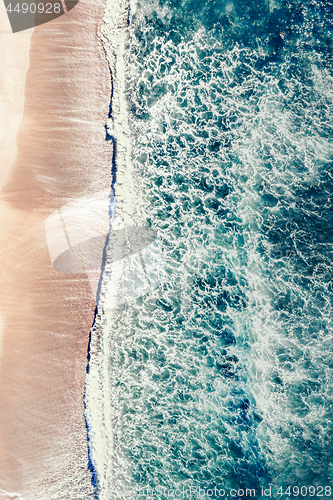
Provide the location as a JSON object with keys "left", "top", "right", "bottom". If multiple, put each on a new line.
{"left": 86, "top": 0, "right": 333, "bottom": 496}
{"left": 85, "top": 0, "right": 151, "bottom": 497}
{"left": 123, "top": 21, "right": 333, "bottom": 489}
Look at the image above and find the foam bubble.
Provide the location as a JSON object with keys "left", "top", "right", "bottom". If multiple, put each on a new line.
{"left": 86, "top": 0, "right": 333, "bottom": 496}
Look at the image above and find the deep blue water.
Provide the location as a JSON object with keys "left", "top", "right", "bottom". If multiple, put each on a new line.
{"left": 86, "top": 0, "right": 333, "bottom": 497}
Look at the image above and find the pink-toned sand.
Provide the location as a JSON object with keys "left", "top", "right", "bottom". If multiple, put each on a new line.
{"left": 0, "top": 2, "right": 112, "bottom": 498}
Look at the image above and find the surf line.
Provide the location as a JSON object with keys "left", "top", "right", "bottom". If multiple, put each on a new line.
{"left": 84, "top": 0, "right": 132, "bottom": 497}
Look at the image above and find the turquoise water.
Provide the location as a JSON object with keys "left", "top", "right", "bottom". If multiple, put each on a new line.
{"left": 86, "top": 0, "right": 333, "bottom": 497}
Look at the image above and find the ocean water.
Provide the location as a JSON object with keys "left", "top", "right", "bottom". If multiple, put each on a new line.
{"left": 85, "top": 0, "right": 333, "bottom": 498}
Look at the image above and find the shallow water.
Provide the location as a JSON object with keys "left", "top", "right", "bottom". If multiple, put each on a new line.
{"left": 86, "top": 0, "right": 333, "bottom": 497}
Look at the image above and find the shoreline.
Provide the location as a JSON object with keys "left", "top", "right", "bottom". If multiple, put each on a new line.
{"left": 85, "top": 0, "right": 148, "bottom": 495}
{"left": 0, "top": 1, "right": 113, "bottom": 498}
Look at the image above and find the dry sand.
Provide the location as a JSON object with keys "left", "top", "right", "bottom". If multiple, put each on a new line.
{"left": 0, "top": 4, "right": 31, "bottom": 192}
{"left": 0, "top": 1, "right": 112, "bottom": 498}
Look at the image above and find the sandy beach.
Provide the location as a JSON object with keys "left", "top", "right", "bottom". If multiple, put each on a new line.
{"left": 0, "top": 1, "right": 112, "bottom": 498}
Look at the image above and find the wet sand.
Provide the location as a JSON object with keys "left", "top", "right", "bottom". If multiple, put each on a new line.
{"left": 0, "top": 1, "right": 112, "bottom": 498}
